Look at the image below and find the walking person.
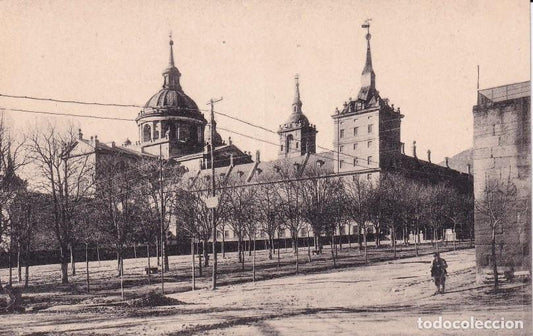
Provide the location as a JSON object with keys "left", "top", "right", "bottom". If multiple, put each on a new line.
{"left": 430, "top": 252, "right": 448, "bottom": 294}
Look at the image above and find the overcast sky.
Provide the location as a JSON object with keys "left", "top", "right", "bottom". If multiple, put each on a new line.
{"left": 0, "top": 0, "right": 529, "bottom": 163}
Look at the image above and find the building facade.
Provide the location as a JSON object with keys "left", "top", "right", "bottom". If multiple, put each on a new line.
{"left": 332, "top": 27, "right": 403, "bottom": 176}
{"left": 473, "top": 81, "right": 531, "bottom": 280}
{"left": 185, "top": 25, "right": 472, "bottom": 243}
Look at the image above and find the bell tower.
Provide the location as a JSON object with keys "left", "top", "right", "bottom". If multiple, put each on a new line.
{"left": 278, "top": 75, "right": 317, "bottom": 158}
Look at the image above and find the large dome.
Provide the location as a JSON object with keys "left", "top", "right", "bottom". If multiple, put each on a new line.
{"left": 143, "top": 88, "right": 200, "bottom": 112}
{"left": 136, "top": 39, "right": 206, "bottom": 123}
{"left": 137, "top": 88, "right": 206, "bottom": 122}
{"left": 284, "top": 112, "right": 309, "bottom": 125}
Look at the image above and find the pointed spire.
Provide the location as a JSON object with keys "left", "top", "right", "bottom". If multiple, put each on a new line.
{"left": 162, "top": 33, "right": 181, "bottom": 90}
{"left": 360, "top": 20, "right": 375, "bottom": 90}
{"left": 169, "top": 32, "right": 175, "bottom": 67}
{"left": 292, "top": 74, "right": 303, "bottom": 114}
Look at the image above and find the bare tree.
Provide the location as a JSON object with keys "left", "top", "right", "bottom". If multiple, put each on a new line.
{"left": 272, "top": 161, "right": 304, "bottom": 273}
{"left": 225, "top": 172, "right": 257, "bottom": 270}
{"left": 475, "top": 178, "right": 518, "bottom": 290}
{"left": 136, "top": 156, "right": 185, "bottom": 272}
{"left": 91, "top": 154, "right": 140, "bottom": 283}
{"left": 255, "top": 175, "right": 282, "bottom": 260}
{"left": 27, "top": 124, "right": 93, "bottom": 284}
{"left": 344, "top": 175, "right": 373, "bottom": 260}
{"left": 441, "top": 187, "right": 474, "bottom": 250}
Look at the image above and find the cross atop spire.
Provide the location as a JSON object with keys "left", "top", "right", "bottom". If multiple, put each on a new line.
{"left": 292, "top": 74, "right": 302, "bottom": 113}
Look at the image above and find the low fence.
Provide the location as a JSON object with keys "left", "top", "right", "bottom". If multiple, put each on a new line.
{"left": 0, "top": 234, "right": 381, "bottom": 268}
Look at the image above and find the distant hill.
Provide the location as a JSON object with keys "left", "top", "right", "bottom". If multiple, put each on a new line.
{"left": 438, "top": 148, "right": 473, "bottom": 174}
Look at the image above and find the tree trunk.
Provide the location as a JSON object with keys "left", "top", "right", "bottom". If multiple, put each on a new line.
{"left": 24, "top": 258, "right": 30, "bottom": 289}
{"left": 348, "top": 225, "right": 352, "bottom": 248}
{"left": 85, "top": 243, "right": 90, "bottom": 293}
{"left": 453, "top": 223, "right": 457, "bottom": 250}
{"left": 119, "top": 255, "right": 124, "bottom": 300}
{"left": 147, "top": 243, "right": 151, "bottom": 284}
{"left": 252, "top": 236, "right": 256, "bottom": 283}
{"left": 241, "top": 237, "right": 245, "bottom": 271}
{"left": 198, "top": 243, "right": 203, "bottom": 277}
{"left": 70, "top": 243, "right": 76, "bottom": 276}
{"left": 338, "top": 226, "right": 343, "bottom": 250}
{"left": 17, "top": 243, "right": 22, "bottom": 282}
{"left": 333, "top": 234, "right": 339, "bottom": 259}
{"left": 375, "top": 222, "right": 381, "bottom": 248}
{"left": 60, "top": 244, "right": 69, "bottom": 284}
{"left": 24, "top": 242, "right": 30, "bottom": 289}
{"left": 277, "top": 239, "right": 281, "bottom": 269}
{"left": 357, "top": 225, "right": 363, "bottom": 251}
{"left": 491, "top": 226, "right": 499, "bottom": 290}
{"left": 116, "top": 251, "right": 121, "bottom": 275}
{"left": 268, "top": 235, "right": 273, "bottom": 260}
{"left": 8, "top": 248, "right": 12, "bottom": 286}
{"left": 363, "top": 226, "right": 368, "bottom": 264}
{"left": 133, "top": 243, "right": 137, "bottom": 259}
{"left": 295, "top": 233, "right": 299, "bottom": 274}
{"left": 156, "top": 238, "right": 160, "bottom": 266}
{"left": 248, "top": 236, "right": 252, "bottom": 257}
{"left": 96, "top": 242, "right": 101, "bottom": 266}
{"left": 330, "top": 236, "right": 336, "bottom": 268}
{"left": 307, "top": 229, "right": 311, "bottom": 262}
{"left": 203, "top": 240, "right": 209, "bottom": 267}
{"left": 221, "top": 228, "right": 225, "bottom": 259}
{"left": 237, "top": 237, "right": 242, "bottom": 263}
{"left": 163, "top": 239, "right": 169, "bottom": 272}
{"left": 414, "top": 223, "right": 419, "bottom": 257}
{"left": 392, "top": 226, "right": 397, "bottom": 259}
{"left": 191, "top": 239, "right": 195, "bottom": 291}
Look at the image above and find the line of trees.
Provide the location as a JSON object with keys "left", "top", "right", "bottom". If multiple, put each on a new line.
{"left": 1, "top": 123, "right": 475, "bottom": 290}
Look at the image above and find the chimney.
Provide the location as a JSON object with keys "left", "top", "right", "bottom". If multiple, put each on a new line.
{"left": 467, "top": 163, "right": 471, "bottom": 175}
{"left": 427, "top": 150, "right": 431, "bottom": 163}
{"left": 78, "top": 129, "right": 83, "bottom": 140}
{"left": 94, "top": 135, "right": 99, "bottom": 146}
{"left": 255, "top": 150, "right": 261, "bottom": 163}
{"left": 445, "top": 157, "right": 450, "bottom": 168}
{"left": 228, "top": 137, "right": 232, "bottom": 145}
{"left": 412, "top": 141, "right": 417, "bottom": 158}
{"left": 111, "top": 141, "right": 116, "bottom": 148}
{"left": 90, "top": 136, "right": 94, "bottom": 145}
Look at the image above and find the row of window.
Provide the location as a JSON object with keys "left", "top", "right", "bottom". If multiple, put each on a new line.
{"left": 339, "top": 124, "right": 373, "bottom": 138}
{"left": 339, "top": 140, "right": 373, "bottom": 153}
{"left": 339, "top": 156, "right": 373, "bottom": 168}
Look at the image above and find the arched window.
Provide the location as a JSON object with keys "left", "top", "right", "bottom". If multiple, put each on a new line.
{"left": 143, "top": 124, "right": 151, "bottom": 142}
{"left": 153, "top": 123, "right": 160, "bottom": 140}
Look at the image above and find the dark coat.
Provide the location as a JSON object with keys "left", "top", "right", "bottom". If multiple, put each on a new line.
{"left": 431, "top": 258, "right": 448, "bottom": 277}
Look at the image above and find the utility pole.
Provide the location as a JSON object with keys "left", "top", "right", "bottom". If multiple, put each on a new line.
{"left": 207, "top": 97, "right": 223, "bottom": 290}
{"left": 159, "top": 143, "right": 165, "bottom": 294}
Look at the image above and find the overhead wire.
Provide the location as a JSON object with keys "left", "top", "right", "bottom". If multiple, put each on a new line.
{"left": 0, "top": 92, "right": 465, "bottom": 172}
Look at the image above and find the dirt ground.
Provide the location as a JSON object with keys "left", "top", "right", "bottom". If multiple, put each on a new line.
{"left": 0, "top": 246, "right": 530, "bottom": 335}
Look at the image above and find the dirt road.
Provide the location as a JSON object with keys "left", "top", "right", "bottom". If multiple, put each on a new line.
{"left": 0, "top": 248, "right": 530, "bottom": 335}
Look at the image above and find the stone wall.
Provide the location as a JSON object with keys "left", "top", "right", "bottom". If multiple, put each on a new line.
{"left": 473, "top": 83, "right": 531, "bottom": 280}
